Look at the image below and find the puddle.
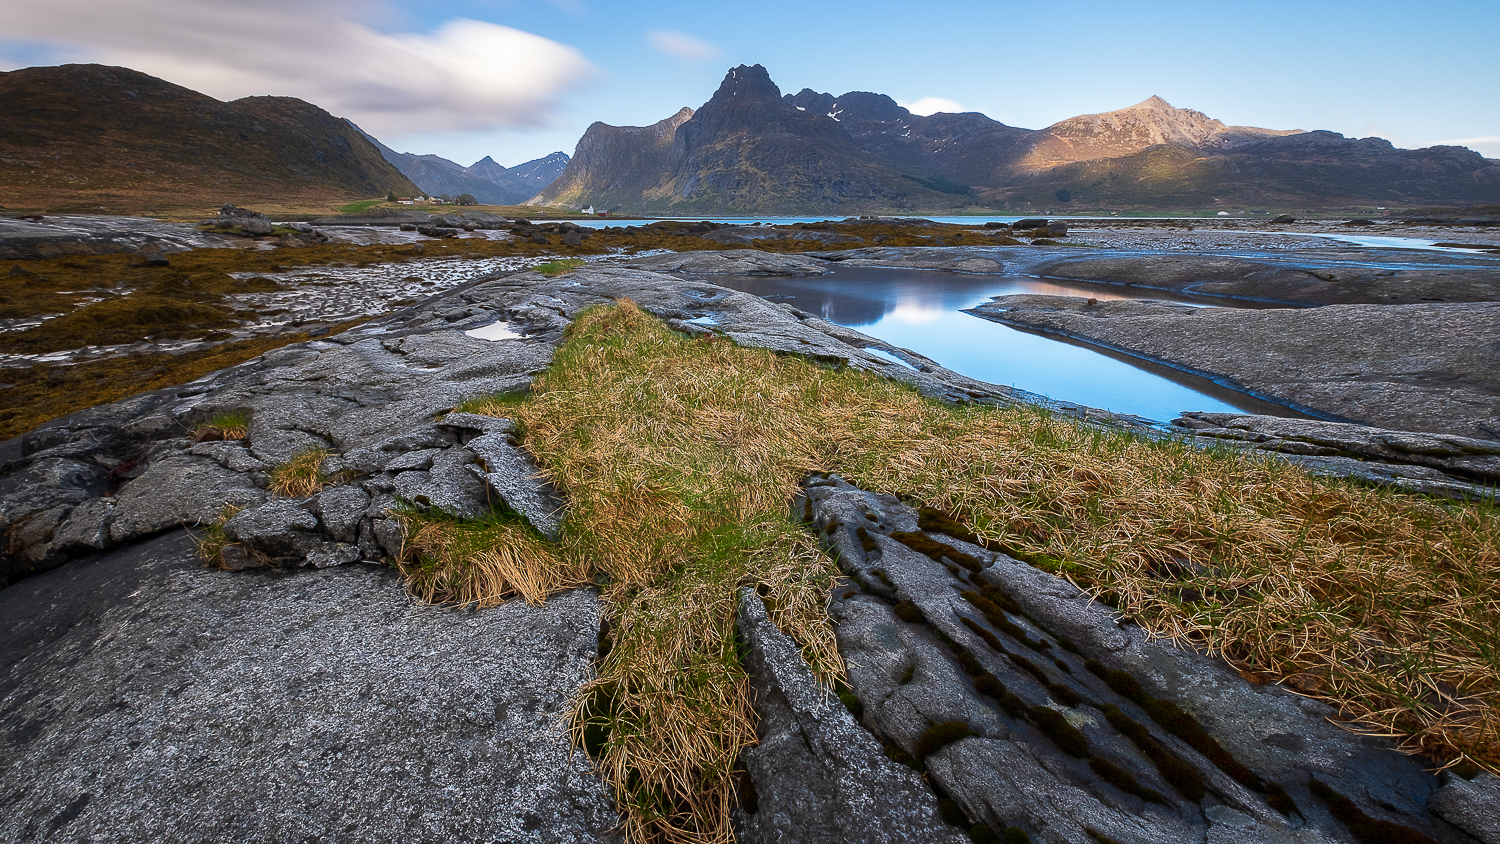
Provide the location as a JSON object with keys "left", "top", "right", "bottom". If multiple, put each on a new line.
{"left": 863, "top": 347, "right": 918, "bottom": 370}
{"left": 465, "top": 321, "right": 522, "bottom": 341}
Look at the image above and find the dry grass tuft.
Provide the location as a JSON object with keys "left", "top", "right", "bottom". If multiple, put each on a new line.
{"left": 392, "top": 508, "right": 588, "bottom": 606}
{"left": 267, "top": 447, "right": 339, "bottom": 498}
{"left": 400, "top": 301, "right": 1499, "bottom": 842}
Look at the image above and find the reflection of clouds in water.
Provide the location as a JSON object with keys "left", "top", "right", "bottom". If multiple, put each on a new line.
{"left": 711, "top": 266, "right": 1265, "bottom": 420}
{"left": 888, "top": 303, "right": 946, "bottom": 324}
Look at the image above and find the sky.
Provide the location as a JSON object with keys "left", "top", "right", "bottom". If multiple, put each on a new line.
{"left": 2, "top": 0, "right": 1498, "bottom": 168}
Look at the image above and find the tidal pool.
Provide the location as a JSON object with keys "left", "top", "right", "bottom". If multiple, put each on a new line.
{"left": 712, "top": 267, "right": 1303, "bottom": 422}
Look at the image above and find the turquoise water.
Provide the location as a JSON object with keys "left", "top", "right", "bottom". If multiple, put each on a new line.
{"left": 711, "top": 267, "right": 1302, "bottom": 421}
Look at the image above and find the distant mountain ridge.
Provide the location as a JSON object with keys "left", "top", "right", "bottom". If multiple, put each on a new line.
{"left": 350, "top": 123, "right": 569, "bottom": 205}
{"left": 537, "top": 64, "right": 1500, "bottom": 213}
{"left": 0, "top": 64, "right": 419, "bottom": 213}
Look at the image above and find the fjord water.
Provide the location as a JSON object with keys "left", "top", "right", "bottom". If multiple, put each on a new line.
{"left": 713, "top": 267, "right": 1300, "bottom": 422}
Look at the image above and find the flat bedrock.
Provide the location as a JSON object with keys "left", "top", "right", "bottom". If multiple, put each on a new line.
{"left": 1029, "top": 250, "right": 1500, "bottom": 307}
{"left": 0, "top": 530, "right": 621, "bottom": 844}
{"left": 969, "top": 295, "right": 1500, "bottom": 442}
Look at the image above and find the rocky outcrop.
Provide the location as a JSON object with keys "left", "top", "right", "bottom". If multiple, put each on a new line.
{"left": 1173, "top": 412, "right": 1500, "bottom": 496}
{"left": 4, "top": 259, "right": 1498, "bottom": 842}
{"left": 0, "top": 214, "right": 243, "bottom": 260}
{"left": 1029, "top": 250, "right": 1500, "bottom": 307}
{"left": 0, "top": 264, "right": 1054, "bottom": 586}
{"left": 967, "top": 294, "right": 1500, "bottom": 441}
{"left": 629, "top": 249, "right": 832, "bottom": 276}
{"left": 732, "top": 473, "right": 1495, "bottom": 843}
{"left": 0, "top": 529, "right": 620, "bottom": 843}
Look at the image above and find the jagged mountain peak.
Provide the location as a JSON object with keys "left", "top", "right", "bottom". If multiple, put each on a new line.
{"left": 712, "top": 64, "right": 782, "bottom": 103}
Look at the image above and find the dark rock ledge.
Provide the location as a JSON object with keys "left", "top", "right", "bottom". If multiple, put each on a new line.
{"left": 732, "top": 474, "right": 1498, "bottom": 843}
{"left": 3, "top": 262, "right": 1498, "bottom": 842}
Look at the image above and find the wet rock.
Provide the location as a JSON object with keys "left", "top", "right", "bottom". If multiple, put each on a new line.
{"left": 0, "top": 530, "right": 621, "bottom": 843}
{"left": 416, "top": 224, "right": 459, "bottom": 239}
{"left": 1013, "top": 218, "right": 1049, "bottom": 230}
{"left": 735, "top": 587, "right": 967, "bottom": 844}
{"left": 1269, "top": 214, "right": 1297, "bottom": 223}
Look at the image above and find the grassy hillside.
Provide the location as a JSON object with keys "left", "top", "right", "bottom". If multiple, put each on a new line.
{"left": 0, "top": 64, "right": 419, "bottom": 215}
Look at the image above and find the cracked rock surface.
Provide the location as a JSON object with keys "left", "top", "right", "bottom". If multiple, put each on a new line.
{"left": 0, "top": 530, "right": 620, "bottom": 843}
{"left": 734, "top": 473, "right": 1493, "bottom": 844}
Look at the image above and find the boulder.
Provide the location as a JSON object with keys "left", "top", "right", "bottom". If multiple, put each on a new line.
{"left": 1013, "top": 218, "right": 1049, "bottom": 230}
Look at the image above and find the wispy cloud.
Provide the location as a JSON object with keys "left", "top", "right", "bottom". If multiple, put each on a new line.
{"left": 898, "top": 96, "right": 964, "bottom": 116}
{"left": 646, "top": 30, "right": 721, "bottom": 61}
{"left": 1433, "top": 135, "right": 1500, "bottom": 157}
{"left": 1435, "top": 135, "right": 1500, "bottom": 146}
{"left": 0, "top": 0, "right": 596, "bottom": 137}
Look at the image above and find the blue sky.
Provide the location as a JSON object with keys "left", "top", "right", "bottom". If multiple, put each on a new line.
{"left": 3, "top": 0, "right": 1497, "bottom": 167}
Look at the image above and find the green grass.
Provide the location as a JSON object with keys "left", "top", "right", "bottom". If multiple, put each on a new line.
{"left": 405, "top": 301, "right": 1500, "bottom": 844}
{"left": 193, "top": 410, "right": 249, "bottom": 441}
{"left": 533, "top": 258, "right": 587, "bottom": 276}
{"left": 336, "top": 198, "right": 386, "bottom": 214}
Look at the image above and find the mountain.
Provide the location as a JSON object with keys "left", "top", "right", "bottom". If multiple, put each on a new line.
{"left": 352, "top": 124, "right": 569, "bottom": 205}
{"left": 536, "top": 66, "right": 1500, "bottom": 213}
{"left": 541, "top": 66, "right": 990, "bottom": 214}
{"left": 0, "top": 64, "right": 418, "bottom": 213}
{"left": 1011, "top": 95, "right": 1301, "bottom": 172}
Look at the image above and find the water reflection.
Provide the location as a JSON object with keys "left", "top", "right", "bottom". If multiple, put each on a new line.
{"left": 713, "top": 267, "right": 1301, "bottom": 421}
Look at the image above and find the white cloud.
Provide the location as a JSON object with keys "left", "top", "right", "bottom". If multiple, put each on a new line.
{"left": 897, "top": 97, "right": 964, "bottom": 116}
{"left": 0, "top": 1, "right": 596, "bottom": 138}
{"left": 646, "top": 30, "right": 720, "bottom": 61}
{"left": 1434, "top": 135, "right": 1500, "bottom": 157}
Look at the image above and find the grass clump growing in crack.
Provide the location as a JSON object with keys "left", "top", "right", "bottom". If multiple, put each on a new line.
{"left": 534, "top": 258, "right": 586, "bottom": 276}
{"left": 191, "top": 503, "right": 243, "bottom": 567}
{"left": 396, "top": 300, "right": 1500, "bottom": 842}
{"left": 267, "top": 447, "right": 339, "bottom": 497}
{"left": 393, "top": 507, "right": 585, "bottom": 606}
{"left": 193, "top": 411, "right": 250, "bottom": 442}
